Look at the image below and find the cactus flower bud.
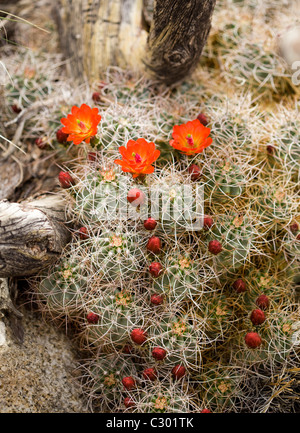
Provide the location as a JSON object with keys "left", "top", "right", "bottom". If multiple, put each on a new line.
{"left": 142, "top": 368, "right": 157, "bottom": 381}
{"left": 122, "top": 376, "right": 136, "bottom": 390}
{"left": 131, "top": 328, "right": 147, "bottom": 345}
{"left": 147, "top": 236, "right": 161, "bottom": 254}
{"left": 151, "top": 294, "right": 164, "bottom": 305}
{"left": 152, "top": 347, "right": 167, "bottom": 360}
{"left": 149, "top": 262, "right": 163, "bottom": 278}
{"left": 127, "top": 188, "right": 145, "bottom": 207}
{"left": 78, "top": 227, "right": 89, "bottom": 240}
{"left": 208, "top": 240, "right": 222, "bottom": 255}
{"left": 124, "top": 397, "right": 135, "bottom": 408}
{"left": 255, "top": 294, "right": 270, "bottom": 310}
{"left": 58, "top": 171, "right": 75, "bottom": 188}
{"left": 172, "top": 365, "right": 186, "bottom": 379}
{"left": 232, "top": 279, "right": 247, "bottom": 293}
{"left": 245, "top": 332, "right": 262, "bottom": 349}
{"left": 87, "top": 312, "right": 99, "bottom": 324}
{"left": 250, "top": 309, "right": 266, "bottom": 325}
{"left": 197, "top": 112, "right": 209, "bottom": 126}
{"left": 188, "top": 164, "right": 202, "bottom": 181}
{"left": 203, "top": 215, "right": 214, "bottom": 230}
{"left": 144, "top": 217, "right": 157, "bottom": 230}
{"left": 56, "top": 128, "right": 69, "bottom": 143}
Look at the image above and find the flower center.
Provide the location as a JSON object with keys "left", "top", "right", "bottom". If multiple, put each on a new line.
{"left": 186, "top": 134, "right": 195, "bottom": 146}
{"left": 132, "top": 152, "right": 142, "bottom": 163}
{"left": 77, "top": 119, "right": 88, "bottom": 131}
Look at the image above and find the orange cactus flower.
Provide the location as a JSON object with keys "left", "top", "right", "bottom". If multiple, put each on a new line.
{"left": 169, "top": 119, "right": 212, "bottom": 155}
{"left": 60, "top": 104, "right": 101, "bottom": 145}
{"left": 114, "top": 138, "right": 160, "bottom": 178}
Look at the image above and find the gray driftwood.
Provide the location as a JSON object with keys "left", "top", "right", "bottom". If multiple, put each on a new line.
{"left": 0, "top": 194, "right": 70, "bottom": 278}
{"left": 54, "top": 0, "right": 216, "bottom": 84}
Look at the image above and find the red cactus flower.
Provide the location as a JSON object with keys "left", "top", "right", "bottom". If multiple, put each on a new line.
{"left": 202, "top": 215, "right": 214, "bottom": 230}
{"left": 127, "top": 188, "right": 145, "bottom": 207}
{"left": 60, "top": 104, "right": 101, "bottom": 145}
{"left": 169, "top": 119, "right": 212, "bottom": 155}
{"left": 131, "top": 328, "right": 147, "bottom": 345}
{"left": 232, "top": 279, "right": 247, "bottom": 293}
{"left": 197, "top": 112, "right": 209, "bottom": 126}
{"left": 58, "top": 171, "right": 75, "bottom": 189}
{"left": 208, "top": 240, "right": 222, "bottom": 255}
{"left": 122, "top": 376, "right": 136, "bottom": 390}
{"left": 172, "top": 365, "right": 186, "bottom": 380}
{"left": 144, "top": 217, "right": 157, "bottom": 231}
{"left": 151, "top": 294, "right": 164, "bottom": 305}
{"left": 152, "top": 347, "right": 167, "bottom": 360}
{"left": 142, "top": 368, "right": 157, "bottom": 381}
{"left": 245, "top": 332, "right": 262, "bottom": 349}
{"left": 250, "top": 309, "right": 266, "bottom": 326}
{"left": 56, "top": 128, "right": 69, "bottom": 144}
{"left": 147, "top": 236, "right": 161, "bottom": 254}
{"left": 124, "top": 397, "right": 135, "bottom": 408}
{"left": 256, "top": 294, "right": 270, "bottom": 310}
{"left": 114, "top": 138, "right": 160, "bottom": 178}
{"left": 87, "top": 312, "right": 99, "bottom": 324}
{"left": 149, "top": 262, "right": 163, "bottom": 277}
{"left": 188, "top": 164, "right": 202, "bottom": 181}
{"left": 78, "top": 227, "right": 89, "bottom": 240}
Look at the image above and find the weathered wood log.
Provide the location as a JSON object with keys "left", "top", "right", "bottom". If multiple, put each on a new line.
{"left": 146, "top": 0, "right": 216, "bottom": 84}
{"left": 0, "top": 194, "right": 70, "bottom": 277}
{"left": 54, "top": 0, "right": 216, "bottom": 84}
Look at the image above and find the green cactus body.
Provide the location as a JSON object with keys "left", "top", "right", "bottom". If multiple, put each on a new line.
{"left": 148, "top": 314, "right": 201, "bottom": 369}
{"left": 200, "top": 294, "right": 233, "bottom": 342}
{"left": 208, "top": 214, "right": 253, "bottom": 273}
{"left": 89, "top": 230, "right": 144, "bottom": 282}
{"left": 200, "top": 368, "right": 238, "bottom": 412}
{"left": 39, "top": 261, "right": 87, "bottom": 317}
{"left": 204, "top": 161, "right": 245, "bottom": 203}
{"left": 210, "top": 117, "right": 252, "bottom": 151}
{"left": 152, "top": 252, "right": 202, "bottom": 301}
{"left": 86, "top": 288, "right": 143, "bottom": 348}
{"left": 151, "top": 177, "right": 200, "bottom": 234}
{"left": 88, "top": 353, "right": 137, "bottom": 410}
{"left": 74, "top": 170, "right": 130, "bottom": 224}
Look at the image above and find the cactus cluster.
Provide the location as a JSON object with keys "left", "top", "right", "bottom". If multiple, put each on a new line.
{"left": 1, "top": 0, "right": 297, "bottom": 414}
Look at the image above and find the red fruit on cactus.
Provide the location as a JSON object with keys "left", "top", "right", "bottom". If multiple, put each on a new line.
{"left": 144, "top": 217, "right": 157, "bottom": 231}
{"left": 149, "top": 262, "right": 163, "bottom": 277}
{"left": 188, "top": 164, "right": 202, "bottom": 181}
{"left": 203, "top": 215, "right": 214, "bottom": 230}
{"left": 127, "top": 188, "right": 145, "bottom": 207}
{"left": 290, "top": 222, "right": 299, "bottom": 233}
{"left": 208, "top": 240, "right": 222, "bottom": 255}
{"left": 35, "top": 137, "right": 47, "bottom": 149}
{"left": 152, "top": 347, "right": 167, "bottom": 360}
{"left": 172, "top": 365, "right": 186, "bottom": 380}
{"left": 250, "top": 309, "right": 266, "bottom": 326}
{"left": 267, "top": 145, "right": 275, "bottom": 154}
{"left": 131, "top": 328, "right": 147, "bottom": 345}
{"left": 147, "top": 236, "right": 161, "bottom": 254}
{"left": 201, "top": 409, "right": 211, "bottom": 413}
{"left": 78, "top": 227, "right": 89, "bottom": 240}
{"left": 151, "top": 294, "right": 164, "bottom": 305}
{"left": 197, "top": 112, "right": 209, "bottom": 126}
{"left": 123, "top": 344, "right": 134, "bottom": 354}
{"left": 245, "top": 332, "right": 262, "bottom": 349}
{"left": 56, "top": 128, "right": 69, "bottom": 144}
{"left": 256, "top": 294, "right": 269, "bottom": 310}
{"left": 124, "top": 397, "right": 135, "bottom": 408}
{"left": 142, "top": 368, "right": 157, "bottom": 381}
{"left": 232, "top": 279, "right": 247, "bottom": 293}
{"left": 92, "top": 92, "right": 101, "bottom": 102}
{"left": 87, "top": 151, "right": 98, "bottom": 162}
{"left": 297, "top": 233, "right": 300, "bottom": 241}
{"left": 87, "top": 312, "right": 99, "bottom": 324}
{"left": 11, "top": 104, "right": 22, "bottom": 114}
{"left": 58, "top": 171, "right": 75, "bottom": 188}
{"left": 122, "top": 376, "right": 136, "bottom": 390}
